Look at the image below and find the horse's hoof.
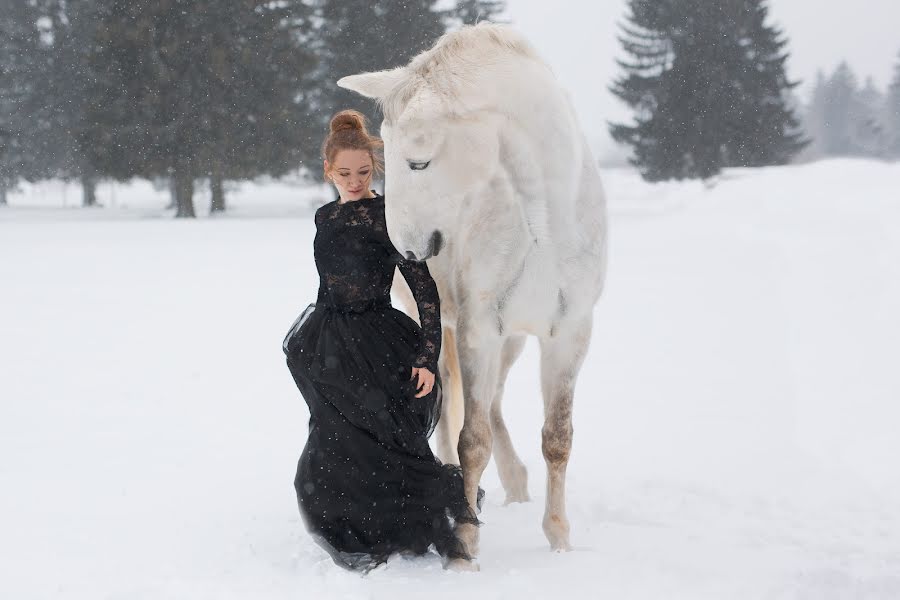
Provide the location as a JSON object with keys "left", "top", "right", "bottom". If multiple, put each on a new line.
{"left": 543, "top": 515, "right": 571, "bottom": 551}
{"left": 444, "top": 557, "right": 480, "bottom": 572}
{"left": 455, "top": 523, "right": 480, "bottom": 557}
{"left": 502, "top": 489, "right": 530, "bottom": 505}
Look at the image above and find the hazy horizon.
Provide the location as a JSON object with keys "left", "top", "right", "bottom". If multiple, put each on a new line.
{"left": 503, "top": 0, "right": 899, "bottom": 158}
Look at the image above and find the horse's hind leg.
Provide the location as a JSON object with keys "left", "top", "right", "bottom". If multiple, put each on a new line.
{"left": 538, "top": 313, "right": 593, "bottom": 551}
{"left": 491, "top": 335, "right": 530, "bottom": 504}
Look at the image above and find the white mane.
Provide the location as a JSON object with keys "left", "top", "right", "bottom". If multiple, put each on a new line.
{"left": 379, "top": 23, "right": 542, "bottom": 122}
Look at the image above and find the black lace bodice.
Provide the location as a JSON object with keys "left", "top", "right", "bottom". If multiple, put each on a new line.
{"left": 313, "top": 192, "right": 442, "bottom": 373}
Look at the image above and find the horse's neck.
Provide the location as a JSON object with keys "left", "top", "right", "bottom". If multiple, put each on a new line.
{"left": 439, "top": 177, "right": 535, "bottom": 291}
{"left": 435, "top": 53, "right": 585, "bottom": 298}
{"left": 469, "top": 57, "right": 582, "bottom": 220}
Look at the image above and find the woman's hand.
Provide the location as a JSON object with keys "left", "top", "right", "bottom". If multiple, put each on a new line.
{"left": 410, "top": 366, "right": 435, "bottom": 398}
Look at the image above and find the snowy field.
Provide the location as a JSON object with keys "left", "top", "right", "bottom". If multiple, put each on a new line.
{"left": 2, "top": 159, "right": 899, "bottom": 599}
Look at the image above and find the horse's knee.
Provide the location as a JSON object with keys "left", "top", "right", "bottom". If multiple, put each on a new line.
{"left": 541, "top": 422, "right": 573, "bottom": 466}
{"left": 458, "top": 419, "right": 492, "bottom": 467}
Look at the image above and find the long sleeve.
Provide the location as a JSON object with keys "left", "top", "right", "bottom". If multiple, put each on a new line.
{"left": 363, "top": 196, "right": 442, "bottom": 373}
{"left": 314, "top": 205, "right": 327, "bottom": 304}
{"left": 397, "top": 257, "right": 442, "bottom": 373}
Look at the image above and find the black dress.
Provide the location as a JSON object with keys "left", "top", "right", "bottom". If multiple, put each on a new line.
{"left": 283, "top": 191, "right": 482, "bottom": 572}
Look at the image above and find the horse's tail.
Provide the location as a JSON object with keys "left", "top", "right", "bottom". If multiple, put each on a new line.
{"left": 441, "top": 326, "right": 464, "bottom": 465}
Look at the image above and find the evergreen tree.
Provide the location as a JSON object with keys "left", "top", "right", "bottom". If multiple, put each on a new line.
{"left": 825, "top": 63, "right": 862, "bottom": 155}
{"left": 886, "top": 51, "right": 900, "bottom": 159}
{"left": 801, "top": 70, "right": 829, "bottom": 160}
{"left": 307, "top": 0, "right": 447, "bottom": 173}
{"left": 33, "top": 0, "right": 104, "bottom": 206}
{"left": 448, "top": 0, "right": 507, "bottom": 26}
{"left": 0, "top": 0, "right": 48, "bottom": 204}
{"left": 814, "top": 62, "right": 867, "bottom": 156}
{"left": 84, "top": 0, "right": 315, "bottom": 217}
{"left": 803, "top": 63, "right": 892, "bottom": 159}
{"left": 856, "top": 76, "right": 886, "bottom": 157}
{"left": 721, "top": 1, "right": 807, "bottom": 167}
{"left": 609, "top": 0, "right": 806, "bottom": 181}
{"left": 193, "top": 0, "right": 316, "bottom": 213}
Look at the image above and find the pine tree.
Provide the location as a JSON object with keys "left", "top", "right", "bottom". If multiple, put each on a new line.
{"left": 32, "top": 0, "right": 104, "bottom": 206}
{"left": 449, "top": 0, "right": 507, "bottom": 26}
{"left": 609, "top": 0, "right": 806, "bottom": 181}
{"left": 307, "top": 0, "right": 448, "bottom": 172}
{"left": 721, "top": 1, "right": 807, "bottom": 167}
{"left": 886, "top": 51, "right": 900, "bottom": 159}
{"left": 802, "top": 63, "right": 891, "bottom": 159}
{"left": 83, "top": 0, "right": 315, "bottom": 217}
{"left": 818, "top": 62, "right": 864, "bottom": 156}
{"left": 193, "top": 0, "right": 316, "bottom": 213}
{"left": 856, "top": 77, "right": 886, "bottom": 157}
{"left": 801, "top": 71, "right": 829, "bottom": 160}
{"left": 0, "top": 0, "right": 48, "bottom": 204}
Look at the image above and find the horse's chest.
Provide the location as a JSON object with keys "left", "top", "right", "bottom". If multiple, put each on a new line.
{"left": 434, "top": 246, "right": 559, "bottom": 336}
{"left": 498, "top": 273, "right": 558, "bottom": 335}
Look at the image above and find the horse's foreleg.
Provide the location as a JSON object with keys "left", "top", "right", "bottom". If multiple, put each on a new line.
{"left": 435, "top": 327, "right": 463, "bottom": 465}
{"left": 491, "top": 335, "right": 529, "bottom": 504}
{"left": 538, "top": 314, "right": 592, "bottom": 551}
{"left": 454, "top": 321, "right": 502, "bottom": 560}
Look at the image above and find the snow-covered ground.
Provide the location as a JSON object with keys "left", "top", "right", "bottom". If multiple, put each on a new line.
{"left": 2, "top": 159, "right": 899, "bottom": 599}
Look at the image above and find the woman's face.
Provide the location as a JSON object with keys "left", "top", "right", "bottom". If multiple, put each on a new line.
{"left": 325, "top": 149, "right": 374, "bottom": 201}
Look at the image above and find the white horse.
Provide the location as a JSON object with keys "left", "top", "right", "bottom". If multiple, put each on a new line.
{"left": 338, "top": 22, "right": 607, "bottom": 568}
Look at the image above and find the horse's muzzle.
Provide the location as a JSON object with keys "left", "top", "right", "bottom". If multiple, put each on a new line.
{"left": 405, "top": 230, "right": 443, "bottom": 261}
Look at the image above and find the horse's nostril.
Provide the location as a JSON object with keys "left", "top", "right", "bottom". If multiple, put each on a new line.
{"left": 405, "top": 250, "right": 418, "bottom": 261}
{"left": 430, "top": 230, "right": 443, "bottom": 257}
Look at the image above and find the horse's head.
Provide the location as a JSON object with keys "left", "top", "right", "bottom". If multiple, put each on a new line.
{"left": 338, "top": 66, "right": 504, "bottom": 261}
{"left": 336, "top": 25, "right": 530, "bottom": 261}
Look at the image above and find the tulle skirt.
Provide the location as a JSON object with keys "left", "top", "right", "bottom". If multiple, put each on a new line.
{"left": 284, "top": 299, "right": 482, "bottom": 571}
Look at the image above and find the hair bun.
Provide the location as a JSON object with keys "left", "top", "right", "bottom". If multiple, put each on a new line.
{"left": 330, "top": 110, "right": 367, "bottom": 134}
{"left": 321, "top": 109, "right": 384, "bottom": 181}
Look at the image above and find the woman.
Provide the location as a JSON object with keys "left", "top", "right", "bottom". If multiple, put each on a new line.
{"left": 283, "top": 109, "right": 483, "bottom": 572}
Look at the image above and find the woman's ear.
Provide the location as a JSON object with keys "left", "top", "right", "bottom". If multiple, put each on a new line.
{"left": 323, "top": 159, "right": 330, "bottom": 179}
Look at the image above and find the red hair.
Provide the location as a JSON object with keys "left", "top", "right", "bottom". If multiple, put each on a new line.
{"left": 321, "top": 109, "right": 384, "bottom": 180}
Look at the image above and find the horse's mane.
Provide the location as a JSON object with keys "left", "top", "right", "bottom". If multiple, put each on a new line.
{"left": 379, "top": 22, "right": 540, "bottom": 122}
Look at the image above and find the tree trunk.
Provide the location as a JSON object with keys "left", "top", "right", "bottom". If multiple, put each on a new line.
{"left": 82, "top": 175, "right": 99, "bottom": 207}
{"left": 0, "top": 183, "right": 7, "bottom": 206}
{"left": 210, "top": 163, "right": 225, "bottom": 214}
{"left": 174, "top": 166, "right": 195, "bottom": 218}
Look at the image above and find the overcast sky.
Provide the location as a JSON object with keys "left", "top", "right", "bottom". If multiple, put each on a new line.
{"left": 501, "top": 0, "right": 900, "bottom": 158}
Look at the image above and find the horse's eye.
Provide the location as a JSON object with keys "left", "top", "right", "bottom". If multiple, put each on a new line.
{"left": 407, "top": 160, "right": 430, "bottom": 171}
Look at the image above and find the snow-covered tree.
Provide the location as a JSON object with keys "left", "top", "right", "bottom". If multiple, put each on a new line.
{"left": 610, "top": 0, "right": 806, "bottom": 181}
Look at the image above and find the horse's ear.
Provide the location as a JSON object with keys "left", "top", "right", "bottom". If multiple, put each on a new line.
{"left": 337, "top": 67, "right": 409, "bottom": 100}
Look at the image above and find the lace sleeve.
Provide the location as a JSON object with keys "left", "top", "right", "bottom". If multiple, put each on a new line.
{"left": 397, "top": 258, "right": 442, "bottom": 373}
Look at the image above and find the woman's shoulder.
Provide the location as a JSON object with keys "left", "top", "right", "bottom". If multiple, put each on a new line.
{"left": 314, "top": 200, "right": 336, "bottom": 226}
